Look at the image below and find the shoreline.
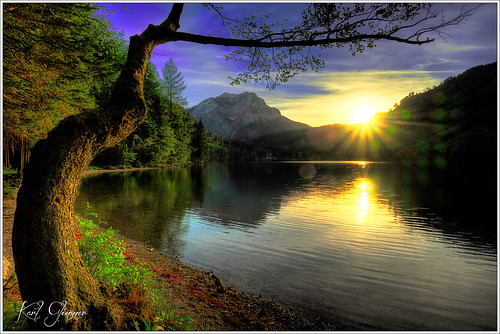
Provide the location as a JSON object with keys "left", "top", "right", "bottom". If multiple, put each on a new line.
{"left": 83, "top": 166, "right": 166, "bottom": 175}
{"left": 113, "top": 230, "right": 333, "bottom": 330}
{"left": 2, "top": 193, "right": 334, "bottom": 330}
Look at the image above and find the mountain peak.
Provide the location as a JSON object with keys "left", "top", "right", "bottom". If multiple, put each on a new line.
{"left": 187, "top": 92, "right": 309, "bottom": 141}
{"left": 218, "top": 92, "right": 237, "bottom": 98}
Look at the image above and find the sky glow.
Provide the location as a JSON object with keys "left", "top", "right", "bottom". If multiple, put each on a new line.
{"left": 98, "top": 2, "right": 498, "bottom": 126}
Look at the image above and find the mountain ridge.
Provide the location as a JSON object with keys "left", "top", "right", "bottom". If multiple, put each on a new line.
{"left": 187, "top": 91, "right": 310, "bottom": 142}
{"left": 188, "top": 62, "right": 496, "bottom": 162}
{"left": 248, "top": 62, "right": 497, "bottom": 162}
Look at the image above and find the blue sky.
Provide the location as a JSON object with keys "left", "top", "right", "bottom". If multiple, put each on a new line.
{"left": 98, "top": 2, "right": 498, "bottom": 126}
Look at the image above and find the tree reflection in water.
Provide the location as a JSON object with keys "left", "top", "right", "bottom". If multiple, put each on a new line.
{"left": 76, "top": 162, "right": 496, "bottom": 330}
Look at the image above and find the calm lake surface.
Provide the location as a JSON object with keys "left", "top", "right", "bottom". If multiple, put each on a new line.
{"left": 76, "top": 162, "right": 497, "bottom": 330}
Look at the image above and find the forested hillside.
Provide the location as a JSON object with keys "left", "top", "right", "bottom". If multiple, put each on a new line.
{"left": 373, "top": 62, "right": 497, "bottom": 162}
{"left": 91, "top": 60, "right": 200, "bottom": 167}
{"left": 92, "top": 62, "right": 276, "bottom": 167}
{"left": 3, "top": 3, "right": 264, "bottom": 173}
{"left": 251, "top": 62, "right": 497, "bottom": 163}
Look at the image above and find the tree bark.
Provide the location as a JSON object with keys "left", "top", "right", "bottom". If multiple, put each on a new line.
{"left": 12, "top": 4, "right": 184, "bottom": 330}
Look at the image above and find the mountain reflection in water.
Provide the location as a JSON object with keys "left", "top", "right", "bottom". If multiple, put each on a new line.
{"left": 76, "top": 161, "right": 496, "bottom": 331}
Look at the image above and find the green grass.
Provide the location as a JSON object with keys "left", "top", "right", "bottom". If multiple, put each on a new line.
{"left": 86, "top": 165, "right": 123, "bottom": 171}
{"left": 85, "top": 165, "right": 103, "bottom": 171}
{"left": 75, "top": 203, "right": 199, "bottom": 330}
{"left": 3, "top": 185, "right": 16, "bottom": 199}
{"left": 3, "top": 203, "right": 202, "bottom": 331}
{"left": 2, "top": 274, "right": 28, "bottom": 331}
{"left": 76, "top": 206, "right": 152, "bottom": 288}
{"left": 2, "top": 168, "right": 20, "bottom": 199}
{"left": 2, "top": 167, "right": 18, "bottom": 176}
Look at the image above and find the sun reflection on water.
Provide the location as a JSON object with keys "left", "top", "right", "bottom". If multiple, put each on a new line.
{"left": 356, "top": 179, "right": 371, "bottom": 219}
{"left": 281, "top": 173, "right": 407, "bottom": 248}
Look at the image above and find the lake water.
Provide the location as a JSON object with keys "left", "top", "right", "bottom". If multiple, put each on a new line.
{"left": 75, "top": 162, "right": 497, "bottom": 330}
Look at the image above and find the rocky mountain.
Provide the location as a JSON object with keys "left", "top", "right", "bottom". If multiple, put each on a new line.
{"left": 187, "top": 92, "right": 310, "bottom": 142}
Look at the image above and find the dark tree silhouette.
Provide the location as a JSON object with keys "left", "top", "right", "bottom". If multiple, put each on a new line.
{"left": 12, "top": 3, "right": 479, "bottom": 330}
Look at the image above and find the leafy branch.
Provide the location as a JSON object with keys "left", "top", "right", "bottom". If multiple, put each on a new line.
{"left": 189, "top": 3, "right": 480, "bottom": 88}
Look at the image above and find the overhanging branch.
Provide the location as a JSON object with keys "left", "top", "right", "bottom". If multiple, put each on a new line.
{"left": 169, "top": 30, "right": 434, "bottom": 47}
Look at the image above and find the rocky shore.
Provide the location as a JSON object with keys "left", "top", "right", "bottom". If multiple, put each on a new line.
{"left": 3, "top": 188, "right": 334, "bottom": 330}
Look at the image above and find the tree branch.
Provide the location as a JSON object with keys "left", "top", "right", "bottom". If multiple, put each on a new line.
{"left": 169, "top": 30, "right": 434, "bottom": 47}
{"left": 164, "top": 3, "right": 183, "bottom": 30}
{"left": 180, "top": 3, "right": 480, "bottom": 89}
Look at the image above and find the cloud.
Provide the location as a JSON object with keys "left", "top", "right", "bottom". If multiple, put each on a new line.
{"left": 433, "top": 43, "right": 485, "bottom": 52}
{"left": 259, "top": 70, "right": 442, "bottom": 126}
{"left": 98, "top": 2, "right": 496, "bottom": 126}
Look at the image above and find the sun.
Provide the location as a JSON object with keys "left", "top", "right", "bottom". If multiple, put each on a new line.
{"left": 352, "top": 106, "right": 377, "bottom": 124}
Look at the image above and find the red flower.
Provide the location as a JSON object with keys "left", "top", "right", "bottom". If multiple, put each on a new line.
{"left": 74, "top": 228, "right": 83, "bottom": 240}
{"left": 123, "top": 251, "right": 136, "bottom": 260}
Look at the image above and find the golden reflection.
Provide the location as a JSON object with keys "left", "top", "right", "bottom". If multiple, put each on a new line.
{"left": 281, "top": 176, "right": 407, "bottom": 245}
{"left": 356, "top": 179, "right": 371, "bottom": 220}
{"left": 357, "top": 161, "right": 368, "bottom": 168}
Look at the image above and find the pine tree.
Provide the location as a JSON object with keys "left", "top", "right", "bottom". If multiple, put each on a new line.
{"left": 192, "top": 120, "right": 209, "bottom": 163}
{"left": 161, "top": 58, "right": 188, "bottom": 111}
{"left": 160, "top": 58, "right": 192, "bottom": 165}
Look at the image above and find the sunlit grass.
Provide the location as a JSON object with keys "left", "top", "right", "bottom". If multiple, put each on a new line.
{"left": 75, "top": 205, "right": 199, "bottom": 330}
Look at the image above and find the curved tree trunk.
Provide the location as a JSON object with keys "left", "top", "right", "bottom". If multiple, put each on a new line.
{"left": 12, "top": 4, "right": 183, "bottom": 330}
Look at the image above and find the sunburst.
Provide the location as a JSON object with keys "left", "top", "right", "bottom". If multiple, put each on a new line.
{"left": 352, "top": 105, "right": 376, "bottom": 124}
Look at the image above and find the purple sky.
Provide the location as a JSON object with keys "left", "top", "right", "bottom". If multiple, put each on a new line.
{"left": 98, "top": 2, "right": 498, "bottom": 126}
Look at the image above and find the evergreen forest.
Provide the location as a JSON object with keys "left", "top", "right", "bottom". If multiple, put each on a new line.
{"left": 3, "top": 3, "right": 266, "bottom": 175}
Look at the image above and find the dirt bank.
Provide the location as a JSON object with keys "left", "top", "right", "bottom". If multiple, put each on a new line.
{"left": 3, "top": 193, "right": 335, "bottom": 330}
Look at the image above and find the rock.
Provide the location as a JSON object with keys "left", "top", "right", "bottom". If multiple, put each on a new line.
{"left": 212, "top": 273, "right": 225, "bottom": 293}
